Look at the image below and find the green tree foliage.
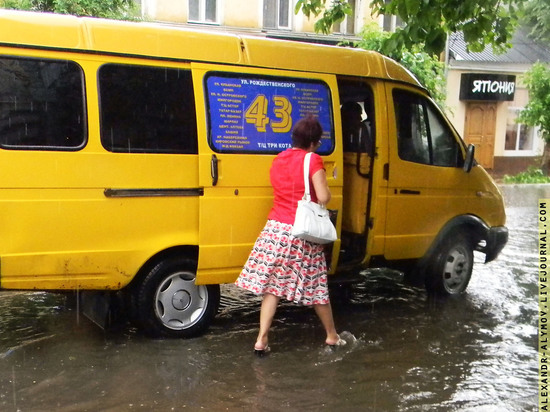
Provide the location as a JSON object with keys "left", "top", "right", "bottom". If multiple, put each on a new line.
{"left": 0, "top": 0, "right": 138, "bottom": 19}
{"left": 356, "top": 23, "right": 446, "bottom": 107}
{"left": 518, "top": 62, "right": 550, "bottom": 171}
{"left": 296, "top": 0, "right": 526, "bottom": 56}
{"left": 518, "top": 63, "right": 550, "bottom": 144}
{"left": 523, "top": 0, "right": 550, "bottom": 44}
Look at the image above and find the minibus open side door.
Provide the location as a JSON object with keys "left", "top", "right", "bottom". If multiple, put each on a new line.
{"left": 192, "top": 64, "right": 343, "bottom": 284}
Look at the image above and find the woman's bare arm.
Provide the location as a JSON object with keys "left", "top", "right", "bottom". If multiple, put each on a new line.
{"left": 311, "top": 169, "right": 331, "bottom": 206}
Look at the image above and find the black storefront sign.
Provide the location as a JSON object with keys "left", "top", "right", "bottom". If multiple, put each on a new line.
{"left": 459, "top": 73, "right": 516, "bottom": 101}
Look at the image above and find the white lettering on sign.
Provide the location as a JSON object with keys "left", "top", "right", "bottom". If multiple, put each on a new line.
{"left": 472, "top": 80, "right": 515, "bottom": 95}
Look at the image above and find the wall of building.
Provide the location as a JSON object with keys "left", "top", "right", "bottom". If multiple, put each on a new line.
{"left": 222, "top": 1, "right": 262, "bottom": 28}
{"left": 140, "top": 0, "right": 375, "bottom": 35}
{"left": 446, "top": 66, "right": 544, "bottom": 173}
{"left": 445, "top": 69, "right": 466, "bottom": 135}
{"left": 142, "top": 0, "right": 188, "bottom": 22}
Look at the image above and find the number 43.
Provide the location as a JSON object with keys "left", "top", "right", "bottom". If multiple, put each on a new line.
{"left": 244, "top": 95, "right": 292, "bottom": 133}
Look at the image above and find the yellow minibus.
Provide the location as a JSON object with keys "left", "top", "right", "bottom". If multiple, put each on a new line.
{"left": 0, "top": 10, "right": 507, "bottom": 337}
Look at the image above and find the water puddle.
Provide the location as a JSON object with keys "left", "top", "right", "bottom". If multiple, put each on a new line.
{"left": 0, "top": 184, "right": 544, "bottom": 411}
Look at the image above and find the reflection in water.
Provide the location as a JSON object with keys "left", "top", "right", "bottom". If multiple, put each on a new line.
{"left": 0, "top": 184, "right": 544, "bottom": 411}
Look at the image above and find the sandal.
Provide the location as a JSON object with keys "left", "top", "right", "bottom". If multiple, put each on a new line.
{"left": 254, "top": 345, "right": 271, "bottom": 357}
{"left": 326, "top": 337, "right": 347, "bottom": 349}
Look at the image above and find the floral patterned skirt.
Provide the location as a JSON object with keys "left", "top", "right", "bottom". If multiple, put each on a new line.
{"left": 235, "top": 220, "right": 329, "bottom": 306}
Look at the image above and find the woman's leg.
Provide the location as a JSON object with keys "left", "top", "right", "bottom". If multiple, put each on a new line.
{"left": 313, "top": 302, "right": 340, "bottom": 345}
{"left": 255, "top": 293, "right": 280, "bottom": 350}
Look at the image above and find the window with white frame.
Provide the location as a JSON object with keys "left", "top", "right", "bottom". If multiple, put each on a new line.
{"left": 380, "top": 0, "right": 403, "bottom": 33}
{"left": 505, "top": 107, "right": 537, "bottom": 153}
{"left": 189, "top": 0, "right": 218, "bottom": 24}
{"left": 333, "top": 0, "right": 356, "bottom": 35}
{"left": 263, "top": 0, "right": 292, "bottom": 30}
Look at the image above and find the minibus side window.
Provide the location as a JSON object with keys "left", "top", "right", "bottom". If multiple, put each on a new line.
{"left": 99, "top": 64, "right": 198, "bottom": 154}
{"left": 0, "top": 56, "right": 86, "bottom": 150}
{"left": 394, "top": 89, "right": 462, "bottom": 167}
{"left": 427, "top": 105, "right": 461, "bottom": 167}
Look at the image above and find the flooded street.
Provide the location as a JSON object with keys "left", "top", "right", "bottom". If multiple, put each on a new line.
{"left": 0, "top": 184, "right": 543, "bottom": 411}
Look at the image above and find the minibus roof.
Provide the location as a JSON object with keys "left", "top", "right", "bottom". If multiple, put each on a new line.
{"left": 0, "top": 9, "right": 422, "bottom": 88}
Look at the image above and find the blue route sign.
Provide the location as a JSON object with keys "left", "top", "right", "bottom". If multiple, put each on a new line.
{"left": 206, "top": 74, "right": 333, "bottom": 154}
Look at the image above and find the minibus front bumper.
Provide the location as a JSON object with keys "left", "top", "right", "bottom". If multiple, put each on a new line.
{"left": 483, "top": 226, "right": 509, "bottom": 263}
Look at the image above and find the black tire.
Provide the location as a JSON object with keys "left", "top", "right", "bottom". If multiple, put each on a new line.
{"left": 135, "top": 257, "right": 220, "bottom": 338}
{"left": 425, "top": 232, "right": 474, "bottom": 296}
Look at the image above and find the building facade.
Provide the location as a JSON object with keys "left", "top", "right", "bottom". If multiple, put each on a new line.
{"left": 140, "top": 0, "right": 378, "bottom": 39}
{"left": 445, "top": 30, "right": 550, "bottom": 176}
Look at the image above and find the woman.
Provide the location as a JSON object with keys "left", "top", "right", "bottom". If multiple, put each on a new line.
{"left": 235, "top": 114, "right": 344, "bottom": 356}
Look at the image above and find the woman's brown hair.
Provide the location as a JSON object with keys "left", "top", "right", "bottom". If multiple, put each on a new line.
{"left": 291, "top": 114, "right": 323, "bottom": 149}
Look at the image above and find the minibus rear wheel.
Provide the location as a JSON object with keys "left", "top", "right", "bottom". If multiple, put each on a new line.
{"left": 425, "top": 232, "right": 473, "bottom": 296}
{"left": 135, "top": 257, "right": 220, "bottom": 338}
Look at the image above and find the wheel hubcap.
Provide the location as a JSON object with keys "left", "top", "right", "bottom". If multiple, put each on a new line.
{"left": 443, "top": 247, "right": 470, "bottom": 293}
{"left": 172, "top": 290, "right": 191, "bottom": 311}
{"left": 154, "top": 272, "right": 208, "bottom": 330}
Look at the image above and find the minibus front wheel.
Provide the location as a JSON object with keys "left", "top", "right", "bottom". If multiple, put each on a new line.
{"left": 135, "top": 257, "right": 220, "bottom": 338}
{"left": 425, "top": 232, "right": 474, "bottom": 296}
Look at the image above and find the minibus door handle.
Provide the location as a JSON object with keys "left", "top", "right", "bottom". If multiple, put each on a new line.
{"left": 211, "top": 154, "right": 219, "bottom": 186}
{"left": 399, "top": 189, "right": 421, "bottom": 195}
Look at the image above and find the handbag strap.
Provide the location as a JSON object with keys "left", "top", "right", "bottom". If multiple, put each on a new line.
{"left": 302, "top": 152, "right": 312, "bottom": 201}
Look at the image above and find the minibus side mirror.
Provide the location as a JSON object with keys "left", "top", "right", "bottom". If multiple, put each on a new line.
{"left": 463, "top": 144, "right": 475, "bottom": 173}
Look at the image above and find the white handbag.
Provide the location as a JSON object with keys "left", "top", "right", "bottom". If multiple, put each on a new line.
{"left": 291, "top": 152, "right": 337, "bottom": 244}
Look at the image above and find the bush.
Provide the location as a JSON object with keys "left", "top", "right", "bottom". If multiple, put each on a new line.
{"left": 0, "top": 0, "right": 140, "bottom": 20}
{"left": 502, "top": 166, "right": 550, "bottom": 184}
{"left": 355, "top": 23, "right": 447, "bottom": 109}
